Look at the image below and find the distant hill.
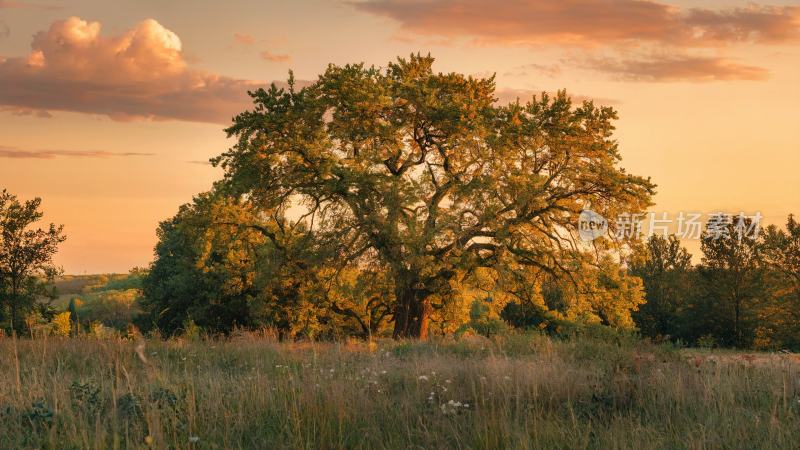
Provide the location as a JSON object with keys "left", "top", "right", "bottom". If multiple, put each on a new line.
{"left": 52, "top": 273, "right": 143, "bottom": 309}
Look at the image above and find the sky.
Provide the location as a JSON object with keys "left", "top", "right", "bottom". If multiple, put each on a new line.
{"left": 1, "top": 0, "right": 799, "bottom": 274}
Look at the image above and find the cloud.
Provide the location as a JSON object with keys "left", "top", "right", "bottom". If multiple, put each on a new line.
{"left": 352, "top": 0, "right": 800, "bottom": 47}
{"left": 0, "top": 0, "right": 60, "bottom": 10}
{"left": 0, "top": 145, "right": 154, "bottom": 159}
{"left": 581, "top": 55, "right": 770, "bottom": 82}
{"left": 504, "top": 63, "right": 562, "bottom": 78}
{"left": 0, "top": 17, "right": 270, "bottom": 124}
{"left": 261, "top": 50, "right": 291, "bottom": 62}
{"left": 233, "top": 32, "right": 255, "bottom": 46}
{"left": 0, "top": 106, "right": 53, "bottom": 118}
{"left": 684, "top": 6, "right": 800, "bottom": 44}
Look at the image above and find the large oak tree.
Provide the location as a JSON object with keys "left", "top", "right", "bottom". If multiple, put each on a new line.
{"left": 214, "top": 55, "right": 654, "bottom": 339}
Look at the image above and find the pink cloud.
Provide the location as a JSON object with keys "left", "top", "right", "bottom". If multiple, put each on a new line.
{"left": 261, "top": 50, "right": 291, "bottom": 62}
{"left": 581, "top": 55, "right": 770, "bottom": 82}
{"left": 233, "top": 32, "right": 256, "bottom": 46}
{"left": 0, "top": 17, "right": 272, "bottom": 124}
{"left": 352, "top": 0, "right": 800, "bottom": 47}
{"left": 0, "top": 0, "right": 60, "bottom": 10}
{"left": 0, "top": 106, "right": 53, "bottom": 118}
{"left": 0, "top": 145, "right": 154, "bottom": 159}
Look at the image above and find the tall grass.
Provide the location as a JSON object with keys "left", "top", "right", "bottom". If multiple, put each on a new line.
{"left": 1, "top": 333, "right": 798, "bottom": 449}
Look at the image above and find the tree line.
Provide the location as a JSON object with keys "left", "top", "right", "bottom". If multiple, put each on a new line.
{"left": 628, "top": 216, "right": 800, "bottom": 349}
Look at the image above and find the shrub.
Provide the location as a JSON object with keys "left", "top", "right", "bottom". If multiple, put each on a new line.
{"left": 51, "top": 311, "right": 72, "bottom": 337}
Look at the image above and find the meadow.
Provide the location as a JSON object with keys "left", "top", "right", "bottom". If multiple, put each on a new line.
{"left": 1, "top": 333, "right": 799, "bottom": 449}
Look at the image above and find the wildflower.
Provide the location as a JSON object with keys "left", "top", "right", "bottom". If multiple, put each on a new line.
{"left": 440, "top": 399, "right": 469, "bottom": 415}
{"left": 189, "top": 436, "right": 200, "bottom": 444}
{"left": 445, "top": 379, "right": 452, "bottom": 384}
{"left": 418, "top": 375, "right": 429, "bottom": 381}
{"left": 144, "top": 436, "right": 154, "bottom": 446}
{"left": 381, "top": 370, "right": 387, "bottom": 374}
{"left": 503, "top": 376, "right": 511, "bottom": 381}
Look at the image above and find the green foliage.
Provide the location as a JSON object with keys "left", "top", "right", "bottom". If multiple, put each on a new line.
{"left": 211, "top": 54, "right": 653, "bottom": 338}
{"left": 500, "top": 299, "right": 637, "bottom": 343}
{"left": 455, "top": 299, "right": 508, "bottom": 338}
{"left": 694, "top": 216, "right": 767, "bottom": 348}
{"left": 0, "top": 189, "right": 66, "bottom": 334}
{"left": 91, "top": 269, "right": 146, "bottom": 292}
{"left": 75, "top": 289, "right": 141, "bottom": 330}
{"left": 629, "top": 234, "right": 694, "bottom": 339}
{"left": 23, "top": 399, "right": 54, "bottom": 430}
{"left": 628, "top": 215, "right": 800, "bottom": 351}
{"left": 761, "top": 215, "right": 800, "bottom": 349}
{"left": 140, "top": 192, "right": 266, "bottom": 335}
{"left": 69, "top": 381, "right": 103, "bottom": 417}
{"left": 140, "top": 192, "right": 337, "bottom": 337}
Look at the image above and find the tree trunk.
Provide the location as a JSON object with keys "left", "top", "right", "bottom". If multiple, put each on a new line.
{"left": 392, "top": 273, "right": 431, "bottom": 340}
{"left": 10, "top": 281, "right": 18, "bottom": 334}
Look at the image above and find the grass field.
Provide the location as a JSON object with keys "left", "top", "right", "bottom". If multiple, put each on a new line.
{"left": 1, "top": 333, "right": 799, "bottom": 449}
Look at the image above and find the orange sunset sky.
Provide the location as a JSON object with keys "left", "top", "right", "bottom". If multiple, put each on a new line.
{"left": 1, "top": 0, "right": 799, "bottom": 273}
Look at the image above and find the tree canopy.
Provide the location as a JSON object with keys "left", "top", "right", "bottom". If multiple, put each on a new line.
{"left": 207, "top": 54, "right": 654, "bottom": 338}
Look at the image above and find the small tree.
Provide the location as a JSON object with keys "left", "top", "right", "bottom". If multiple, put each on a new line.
{"left": 762, "top": 214, "right": 800, "bottom": 349}
{"left": 629, "top": 234, "right": 694, "bottom": 339}
{"left": 0, "top": 189, "right": 66, "bottom": 333}
{"left": 696, "top": 215, "right": 766, "bottom": 347}
{"left": 763, "top": 214, "right": 800, "bottom": 298}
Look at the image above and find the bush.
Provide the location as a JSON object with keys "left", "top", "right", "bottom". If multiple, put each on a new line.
{"left": 77, "top": 289, "right": 142, "bottom": 330}
{"left": 51, "top": 312, "right": 71, "bottom": 337}
{"left": 500, "top": 301, "right": 637, "bottom": 344}
{"left": 455, "top": 299, "right": 509, "bottom": 339}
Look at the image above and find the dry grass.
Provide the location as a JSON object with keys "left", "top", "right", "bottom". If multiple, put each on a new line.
{"left": 1, "top": 332, "right": 799, "bottom": 449}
